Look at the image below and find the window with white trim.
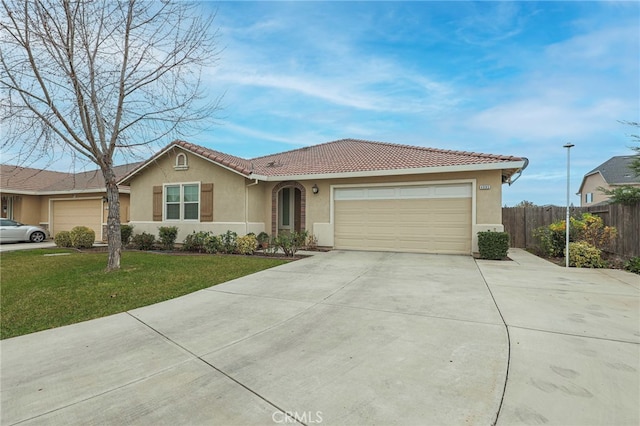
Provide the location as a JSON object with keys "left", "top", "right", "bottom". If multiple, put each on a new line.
{"left": 165, "top": 183, "right": 199, "bottom": 220}
{"left": 585, "top": 193, "right": 593, "bottom": 203}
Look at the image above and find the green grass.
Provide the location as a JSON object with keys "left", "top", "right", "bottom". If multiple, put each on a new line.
{"left": 0, "top": 249, "right": 288, "bottom": 339}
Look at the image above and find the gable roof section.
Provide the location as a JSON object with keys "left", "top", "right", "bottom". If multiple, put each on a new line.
{"left": 119, "top": 138, "right": 527, "bottom": 184}
{"left": 577, "top": 155, "right": 640, "bottom": 194}
{"left": 118, "top": 140, "right": 254, "bottom": 184}
{"left": 1, "top": 163, "right": 141, "bottom": 195}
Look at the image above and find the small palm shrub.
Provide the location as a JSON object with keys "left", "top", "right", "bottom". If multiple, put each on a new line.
{"left": 131, "top": 232, "right": 156, "bottom": 251}
{"left": 568, "top": 241, "right": 605, "bottom": 268}
{"left": 69, "top": 226, "right": 95, "bottom": 249}
{"left": 54, "top": 231, "right": 72, "bottom": 248}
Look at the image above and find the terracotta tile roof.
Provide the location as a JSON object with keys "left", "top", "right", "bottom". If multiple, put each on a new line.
{"left": 173, "top": 140, "right": 253, "bottom": 175}
{"left": 1, "top": 163, "right": 141, "bottom": 193}
{"left": 249, "top": 138, "right": 524, "bottom": 177}
{"left": 119, "top": 138, "right": 526, "bottom": 183}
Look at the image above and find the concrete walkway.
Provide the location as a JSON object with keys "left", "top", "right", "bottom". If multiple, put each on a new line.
{"left": 1, "top": 249, "right": 638, "bottom": 425}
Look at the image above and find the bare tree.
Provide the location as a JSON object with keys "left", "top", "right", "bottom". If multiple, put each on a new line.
{"left": 1, "top": 0, "right": 220, "bottom": 271}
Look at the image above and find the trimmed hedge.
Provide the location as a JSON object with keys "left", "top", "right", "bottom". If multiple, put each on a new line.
{"left": 131, "top": 232, "right": 156, "bottom": 251}
{"left": 54, "top": 231, "right": 72, "bottom": 248}
{"left": 69, "top": 226, "right": 95, "bottom": 249}
{"left": 477, "top": 231, "right": 510, "bottom": 260}
{"left": 158, "top": 226, "right": 179, "bottom": 250}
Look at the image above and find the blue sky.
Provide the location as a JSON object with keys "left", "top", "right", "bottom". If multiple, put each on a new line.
{"left": 6, "top": 1, "right": 637, "bottom": 207}
{"left": 185, "top": 1, "right": 639, "bottom": 207}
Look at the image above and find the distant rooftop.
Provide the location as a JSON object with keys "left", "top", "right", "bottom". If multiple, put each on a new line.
{"left": 1, "top": 163, "right": 141, "bottom": 193}
{"left": 585, "top": 156, "right": 640, "bottom": 185}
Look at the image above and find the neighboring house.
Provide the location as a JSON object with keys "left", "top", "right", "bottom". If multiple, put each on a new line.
{"left": 1, "top": 163, "right": 139, "bottom": 241}
{"left": 577, "top": 156, "right": 640, "bottom": 207}
{"left": 120, "top": 139, "right": 527, "bottom": 255}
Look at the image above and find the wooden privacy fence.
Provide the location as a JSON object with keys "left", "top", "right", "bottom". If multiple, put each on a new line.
{"left": 502, "top": 203, "right": 640, "bottom": 258}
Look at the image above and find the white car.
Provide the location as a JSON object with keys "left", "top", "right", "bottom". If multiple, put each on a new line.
{"left": 0, "top": 219, "right": 49, "bottom": 243}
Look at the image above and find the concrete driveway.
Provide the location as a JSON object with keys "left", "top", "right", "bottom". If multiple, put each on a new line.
{"left": 0, "top": 240, "right": 56, "bottom": 252}
{"left": 1, "top": 249, "right": 638, "bottom": 425}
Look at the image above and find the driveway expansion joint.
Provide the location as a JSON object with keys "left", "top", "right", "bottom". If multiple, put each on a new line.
{"left": 507, "top": 325, "right": 640, "bottom": 345}
{"left": 475, "top": 259, "right": 512, "bottom": 426}
{"left": 125, "top": 312, "right": 297, "bottom": 423}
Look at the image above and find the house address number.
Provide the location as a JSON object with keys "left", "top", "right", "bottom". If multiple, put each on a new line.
{"left": 479, "top": 185, "right": 491, "bottom": 190}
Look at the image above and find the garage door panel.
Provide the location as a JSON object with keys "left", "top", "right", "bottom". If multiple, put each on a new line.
{"left": 52, "top": 199, "right": 101, "bottom": 240}
{"left": 334, "top": 188, "right": 471, "bottom": 254}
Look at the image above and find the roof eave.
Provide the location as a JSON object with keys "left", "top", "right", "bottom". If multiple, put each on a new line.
{"left": 0, "top": 188, "right": 129, "bottom": 195}
{"left": 258, "top": 160, "right": 527, "bottom": 181}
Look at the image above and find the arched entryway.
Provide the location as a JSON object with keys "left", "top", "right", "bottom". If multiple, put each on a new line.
{"left": 271, "top": 181, "right": 306, "bottom": 236}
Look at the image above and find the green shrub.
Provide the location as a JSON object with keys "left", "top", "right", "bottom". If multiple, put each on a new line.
{"left": 54, "top": 231, "right": 72, "bottom": 248}
{"left": 158, "top": 226, "right": 179, "bottom": 250}
{"left": 69, "top": 226, "right": 95, "bottom": 249}
{"left": 568, "top": 241, "right": 605, "bottom": 268}
{"left": 182, "top": 231, "right": 209, "bottom": 253}
{"left": 477, "top": 231, "right": 510, "bottom": 260}
{"left": 256, "top": 232, "right": 270, "bottom": 248}
{"left": 572, "top": 213, "right": 617, "bottom": 251}
{"left": 236, "top": 234, "right": 258, "bottom": 255}
{"left": 274, "top": 230, "right": 308, "bottom": 257}
{"left": 120, "top": 224, "right": 134, "bottom": 246}
{"left": 533, "top": 225, "right": 565, "bottom": 257}
{"left": 533, "top": 213, "right": 617, "bottom": 258}
{"left": 220, "top": 230, "right": 238, "bottom": 254}
{"left": 131, "top": 232, "right": 156, "bottom": 251}
{"left": 204, "top": 234, "right": 222, "bottom": 254}
{"left": 624, "top": 257, "right": 640, "bottom": 274}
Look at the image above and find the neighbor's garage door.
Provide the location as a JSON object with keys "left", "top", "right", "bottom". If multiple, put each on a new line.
{"left": 51, "top": 199, "right": 101, "bottom": 240}
{"left": 334, "top": 184, "right": 472, "bottom": 254}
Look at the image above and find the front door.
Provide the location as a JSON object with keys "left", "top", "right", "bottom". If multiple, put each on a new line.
{"left": 278, "top": 187, "right": 303, "bottom": 234}
{"left": 278, "top": 187, "right": 295, "bottom": 233}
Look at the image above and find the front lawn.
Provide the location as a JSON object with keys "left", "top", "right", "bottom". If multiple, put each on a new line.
{"left": 0, "top": 249, "right": 288, "bottom": 339}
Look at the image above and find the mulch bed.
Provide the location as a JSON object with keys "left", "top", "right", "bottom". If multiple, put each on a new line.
{"left": 75, "top": 245, "right": 310, "bottom": 260}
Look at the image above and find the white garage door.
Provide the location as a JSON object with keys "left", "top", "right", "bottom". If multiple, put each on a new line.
{"left": 334, "top": 184, "right": 472, "bottom": 254}
{"left": 51, "top": 199, "right": 102, "bottom": 240}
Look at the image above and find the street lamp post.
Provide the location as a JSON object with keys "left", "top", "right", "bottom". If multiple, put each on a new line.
{"left": 563, "top": 143, "right": 575, "bottom": 268}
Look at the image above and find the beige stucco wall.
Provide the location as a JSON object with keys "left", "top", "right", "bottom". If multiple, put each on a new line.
{"left": 261, "top": 169, "right": 505, "bottom": 251}
{"left": 13, "top": 195, "right": 41, "bottom": 225}
{"left": 127, "top": 148, "right": 265, "bottom": 240}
